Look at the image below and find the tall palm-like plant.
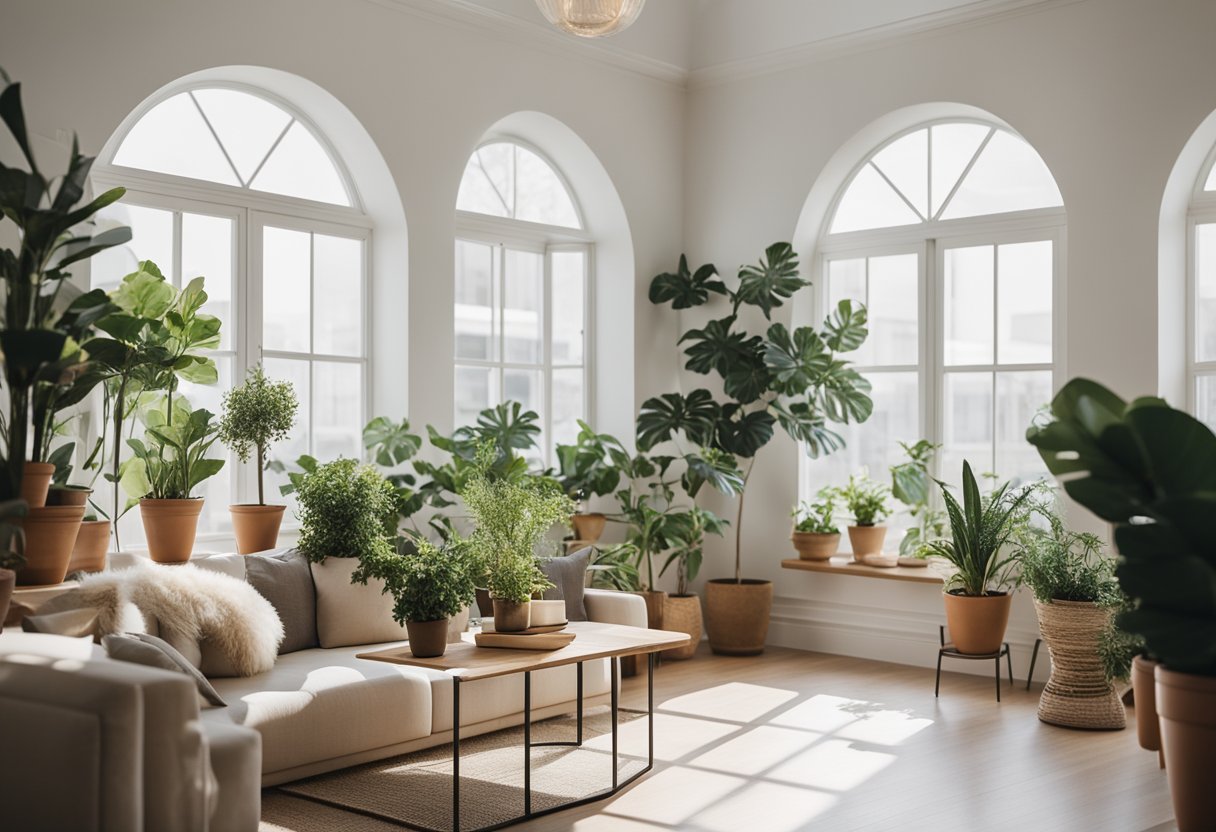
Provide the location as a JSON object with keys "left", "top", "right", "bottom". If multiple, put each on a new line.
{"left": 926, "top": 461, "right": 1032, "bottom": 596}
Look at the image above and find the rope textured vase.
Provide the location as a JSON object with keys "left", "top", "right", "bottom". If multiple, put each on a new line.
{"left": 1033, "top": 599, "right": 1126, "bottom": 730}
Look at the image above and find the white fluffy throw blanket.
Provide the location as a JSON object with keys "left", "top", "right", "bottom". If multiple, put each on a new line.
{"left": 43, "top": 562, "right": 283, "bottom": 676}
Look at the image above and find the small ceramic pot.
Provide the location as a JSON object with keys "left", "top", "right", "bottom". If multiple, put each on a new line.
{"left": 46, "top": 485, "right": 92, "bottom": 507}
{"left": 943, "top": 590, "right": 1012, "bottom": 654}
{"left": 406, "top": 619, "right": 449, "bottom": 658}
{"left": 492, "top": 598, "right": 531, "bottom": 632}
{"left": 1156, "top": 665, "right": 1216, "bottom": 831}
{"left": 847, "top": 525, "right": 887, "bottom": 560}
{"left": 529, "top": 599, "right": 567, "bottom": 627}
{"left": 68, "top": 519, "right": 110, "bottom": 574}
{"left": 19, "top": 462, "right": 55, "bottom": 508}
{"left": 570, "top": 513, "right": 607, "bottom": 542}
{"left": 140, "top": 498, "right": 204, "bottom": 564}
{"left": 16, "top": 505, "right": 85, "bottom": 586}
{"left": 229, "top": 504, "right": 286, "bottom": 554}
{"left": 791, "top": 531, "right": 840, "bottom": 561}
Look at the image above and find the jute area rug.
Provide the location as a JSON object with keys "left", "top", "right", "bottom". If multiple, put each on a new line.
{"left": 261, "top": 708, "right": 645, "bottom": 831}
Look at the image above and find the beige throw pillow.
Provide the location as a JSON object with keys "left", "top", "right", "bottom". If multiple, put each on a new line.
{"left": 310, "top": 557, "right": 408, "bottom": 648}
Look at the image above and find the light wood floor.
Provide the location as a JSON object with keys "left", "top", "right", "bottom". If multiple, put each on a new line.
{"left": 517, "top": 644, "right": 1175, "bottom": 832}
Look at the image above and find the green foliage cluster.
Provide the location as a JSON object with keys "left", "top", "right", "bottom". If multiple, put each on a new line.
{"left": 837, "top": 473, "right": 891, "bottom": 527}
{"left": 926, "top": 461, "right": 1032, "bottom": 596}
{"left": 1027, "top": 377, "right": 1216, "bottom": 677}
{"left": 793, "top": 488, "right": 838, "bottom": 534}
{"left": 642, "top": 243, "right": 872, "bottom": 581}
{"left": 219, "top": 365, "right": 298, "bottom": 505}
{"left": 1012, "top": 489, "right": 1123, "bottom": 605}
{"left": 295, "top": 458, "right": 397, "bottom": 565}
{"left": 460, "top": 445, "right": 572, "bottom": 603}
{"left": 555, "top": 420, "right": 623, "bottom": 504}
{"left": 352, "top": 538, "right": 476, "bottom": 625}
{"left": 660, "top": 505, "right": 727, "bottom": 596}
{"left": 889, "top": 440, "right": 947, "bottom": 556}
{"left": 125, "top": 404, "right": 224, "bottom": 500}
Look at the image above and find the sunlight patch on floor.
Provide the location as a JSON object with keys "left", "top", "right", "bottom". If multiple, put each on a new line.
{"left": 688, "top": 725, "right": 824, "bottom": 777}
{"left": 603, "top": 765, "right": 747, "bottom": 826}
{"left": 660, "top": 682, "right": 798, "bottom": 723}
{"left": 768, "top": 738, "right": 897, "bottom": 792}
{"left": 834, "top": 708, "right": 933, "bottom": 746}
{"left": 582, "top": 712, "right": 739, "bottom": 761}
{"left": 693, "top": 781, "right": 839, "bottom": 832}
{"left": 769, "top": 694, "right": 868, "bottom": 733}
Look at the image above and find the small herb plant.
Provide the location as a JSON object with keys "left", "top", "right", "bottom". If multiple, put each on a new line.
{"left": 125, "top": 404, "right": 225, "bottom": 500}
{"left": 295, "top": 457, "right": 397, "bottom": 564}
{"left": 219, "top": 365, "right": 298, "bottom": 506}
{"left": 792, "top": 489, "right": 839, "bottom": 534}
{"left": 352, "top": 538, "right": 476, "bottom": 625}
{"left": 839, "top": 473, "right": 891, "bottom": 527}
{"left": 926, "top": 461, "right": 1032, "bottom": 596}
{"left": 461, "top": 445, "right": 573, "bottom": 603}
{"left": 1013, "top": 490, "right": 1123, "bottom": 605}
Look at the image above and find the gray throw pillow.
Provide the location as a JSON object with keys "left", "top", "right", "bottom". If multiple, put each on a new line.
{"left": 244, "top": 549, "right": 319, "bottom": 655}
{"left": 103, "top": 632, "right": 227, "bottom": 708}
{"left": 539, "top": 547, "right": 590, "bottom": 622}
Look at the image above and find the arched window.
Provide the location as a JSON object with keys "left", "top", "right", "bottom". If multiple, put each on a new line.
{"left": 454, "top": 140, "right": 591, "bottom": 463}
{"left": 805, "top": 120, "right": 1064, "bottom": 511}
{"left": 91, "top": 84, "right": 371, "bottom": 545}
{"left": 1189, "top": 150, "right": 1216, "bottom": 427}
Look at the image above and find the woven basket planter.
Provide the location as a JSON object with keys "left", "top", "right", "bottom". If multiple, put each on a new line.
{"left": 1033, "top": 599, "right": 1126, "bottom": 730}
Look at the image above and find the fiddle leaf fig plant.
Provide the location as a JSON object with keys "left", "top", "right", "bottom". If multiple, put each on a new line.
{"left": 640, "top": 242, "right": 872, "bottom": 582}
{"left": 1026, "top": 377, "right": 1216, "bottom": 677}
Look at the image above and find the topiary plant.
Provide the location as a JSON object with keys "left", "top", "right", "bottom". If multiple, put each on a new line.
{"left": 352, "top": 538, "right": 476, "bottom": 625}
{"left": 295, "top": 458, "right": 397, "bottom": 564}
{"left": 219, "top": 364, "right": 298, "bottom": 506}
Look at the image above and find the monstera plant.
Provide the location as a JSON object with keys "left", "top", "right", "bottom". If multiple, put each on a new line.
{"left": 1026, "top": 378, "right": 1216, "bottom": 829}
{"left": 640, "top": 242, "right": 871, "bottom": 655}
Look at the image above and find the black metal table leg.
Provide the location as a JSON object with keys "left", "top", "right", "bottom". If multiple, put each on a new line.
{"left": 935, "top": 650, "right": 943, "bottom": 697}
{"left": 523, "top": 671, "right": 531, "bottom": 818}
{"left": 1026, "top": 638, "right": 1042, "bottom": 690}
{"left": 995, "top": 655, "right": 1001, "bottom": 702}
{"left": 453, "top": 676, "right": 461, "bottom": 832}
{"left": 648, "top": 652, "right": 655, "bottom": 768}
{"left": 1005, "top": 643, "right": 1013, "bottom": 687}
{"left": 576, "top": 661, "right": 584, "bottom": 746}
{"left": 611, "top": 655, "right": 619, "bottom": 790}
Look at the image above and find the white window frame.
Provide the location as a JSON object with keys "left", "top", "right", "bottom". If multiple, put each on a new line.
{"left": 1186, "top": 146, "right": 1216, "bottom": 419}
{"left": 454, "top": 138, "right": 595, "bottom": 465}
{"left": 90, "top": 84, "right": 373, "bottom": 545}
{"left": 804, "top": 119, "right": 1066, "bottom": 496}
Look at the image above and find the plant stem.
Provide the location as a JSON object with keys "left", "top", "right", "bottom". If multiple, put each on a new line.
{"left": 257, "top": 443, "right": 265, "bottom": 506}
{"left": 111, "top": 377, "right": 128, "bottom": 552}
{"left": 734, "top": 457, "right": 755, "bottom": 584}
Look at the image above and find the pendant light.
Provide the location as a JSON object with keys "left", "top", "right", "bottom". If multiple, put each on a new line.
{"left": 534, "top": 0, "right": 647, "bottom": 38}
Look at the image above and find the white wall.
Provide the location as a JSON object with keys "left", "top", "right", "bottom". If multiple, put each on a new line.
{"left": 683, "top": 0, "right": 1216, "bottom": 678}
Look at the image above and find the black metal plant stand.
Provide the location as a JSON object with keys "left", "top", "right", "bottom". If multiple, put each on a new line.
{"left": 935, "top": 625, "right": 1013, "bottom": 702}
{"left": 1026, "top": 637, "right": 1043, "bottom": 690}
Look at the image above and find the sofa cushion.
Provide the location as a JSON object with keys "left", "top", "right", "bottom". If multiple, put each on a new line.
{"left": 245, "top": 549, "right": 318, "bottom": 655}
{"left": 202, "top": 642, "right": 433, "bottom": 775}
{"left": 21, "top": 607, "right": 99, "bottom": 639}
{"left": 310, "top": 557, "right": 407, "bottom": 648}
{"left": 539, "top": 547, "right": 590, "bottom": 622}
{"left": 103, "top": 632, "right": 227, "bottom": 708}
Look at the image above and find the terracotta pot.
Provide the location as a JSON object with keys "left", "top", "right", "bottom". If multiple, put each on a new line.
{"left": 447, "top": 606, "right": 471, "bottom": 643}
{"left": 943, "top": 590, "right": 1012, "bottom": 655}
{"left": 1156, "top": 666, "right": 1216, "bottom": 832}
{"left": 1033, "top": 599, "right": 1125, "bottom": 730}
{"left": 847, "top": 525, "right": 887, "bottom": 560}
{"left": 792, "top": 530, "right": 840, "bottom": 561}
{"left": 0, "top": 568, "right": 14, "bottom": 634}
{"left": 19, "top": 461, "right": 54, "bottom": 508}
{"left": 46, "top": 486, "right": 91, "bottom": 507}
{"left": 68, "top": 519, "right": 110, "bottom": 574}
{"left": 139, "top": 498, "right": 204, "bottom": 564}
{"left": 1132, "top": 655, "right": 1162, "bottom": 752}
{"left": 229, "top": 504, "right": 286, "bottom": 554}
{"left": 662, "top": 594, "right": 702, "bottom": 660}
{"left": 705, "top": 579, "right": 773, "bottom": 656}
{"left": 571, "top": 513, "right": 607, "bottom": 543}
{"left": 405, "top": 619, "right": 449, "bottom": 658}
{"left": 492, "top": 598, "right": 531, "bottom": 632}
{"left": 16, "top": 505, "right": 85, "bottom": 586}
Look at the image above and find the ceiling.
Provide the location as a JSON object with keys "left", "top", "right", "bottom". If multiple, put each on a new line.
{"left": 454, "top": 0, "right": 1047, "bottom": 74}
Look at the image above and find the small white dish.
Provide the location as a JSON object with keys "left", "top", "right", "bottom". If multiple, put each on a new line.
{"left": 529, "top": 599, "right": 568, "bottom": 627}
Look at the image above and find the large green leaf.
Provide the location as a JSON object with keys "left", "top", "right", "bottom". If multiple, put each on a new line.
{"left": 364, "top": 416, "right": 423, "bottom": 467}
{"left": 823, "top": 299, "right": 869, "bottom": 353}
{"left": 649, "top": 255, "right": 727, "bottom": 309}
{"left": 682, "top": 451, "right": 745, "bottom": 497}
{"left": 679, "top": 316, "right": 763, "bottom": 378}
{"left": 636, "top": 389, "right": 719, "bottom": 450}
{"left": 763, "top": 322, "right": 830, "bottom": 395}
{"left": 472, "top": 402, "right": 541, "bottom": 451}
{"left": 716, "top": 409, "right": 775, "bottom": 458}
{"left": 734, "top": 242, "right": 807, "bottom": 319}
{"left": 818, "top": 365, "right": 873, "bottom": 424}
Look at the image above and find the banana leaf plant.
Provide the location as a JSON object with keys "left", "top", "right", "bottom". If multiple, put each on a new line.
{"left": 125, "top": 404, "right": 225, "bottom": 501}
{"left": 639, "top": 243, "right": 872, "bottom": 582}
{"left": 0, "top": 69, "right": 130, "bottom": 502}
{"left": 1026, "top": 378, "right": 1216, "bottom": 677}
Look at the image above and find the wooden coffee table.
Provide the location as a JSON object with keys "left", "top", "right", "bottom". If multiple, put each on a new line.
{"left": 355, "top": 621, "right": 688, "bottom": 832}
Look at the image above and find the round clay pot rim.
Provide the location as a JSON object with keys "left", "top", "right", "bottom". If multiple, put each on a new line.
{"left": 708, "top": 578, "right": 772, "bottom": 586}
{"left": 406, "top": 618, "right": 447, "bottom": 625}
{"left": 22, "top": 461, "right": 55, "bottom": 472}
{"left": 791, "top": 530, "right": 840, "bottom": 537}
{"left": 1155, "top": 664, "right": 1216, "bottom": 691}
{"left": 849, "top": 523, "right": 883, "bottom": 528}
{"left": 229, "top": 503, "right": 286, "bottom": 511}
{"left": 944, "top": 588, "right": 1009, "bottom": 598}
{"left": 140, "top": 497, "right": 204, "bottom": 504}
{"left": 574, "top": 511, "right": 606, "bottom": 518}
{"left": 668, "top": 593, "right": 699, "bottom": 599}
{"left": 23, "top": 505, "right": 86, "bottom": 519}
{"left": 80, "top": 518, "right": 110, "bottom": 525}
{"left": 1036, "top": 597, "right": 1102, "bottom": 608}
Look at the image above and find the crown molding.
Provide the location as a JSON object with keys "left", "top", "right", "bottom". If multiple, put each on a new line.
{"left": 360, "top": 0, "right": 688, "bottom": 87}
{"left": 686, "top": 0, "right": 1090, "bottom": 90}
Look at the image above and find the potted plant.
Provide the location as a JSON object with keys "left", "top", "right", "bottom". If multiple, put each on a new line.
{"left": 890, "top": 440, "right": 946, "bottom": 565}
{"left": 219, "top": 364, "right": 298, "bottom": 553}
{"left": 556, "top": 420, "right": 623, "bottom": 543}
{"left": 659, "top": 506, "right": 726, "bottom": 660}
{"left": 295, "top": 457, "right": 398, "bottom": 564}
{"left": 1013, "top": 490, "right": 1127, "bottom": 730}
{"left": 126, "top": 404, "right": 225, "bottom": 563}
{"left": 791, "top": 488, "right": 840, "bottom": 561}
{"left": 925, "top": 461, "right": 1031, "bottom": 655}
{"left": 639, "top": 244, "right": 872, "bottom": 655}
{"left": 352, "top": 538, "right": 476, "bottom": 658}
{"left": 461, "top": 446, "right": 573, "bottom": 632}
{"left": 839, "top": 473, "right": 891, "bottom": 561}
{"left": 1027, "top": 378, "right": 1216, "bottom": 830}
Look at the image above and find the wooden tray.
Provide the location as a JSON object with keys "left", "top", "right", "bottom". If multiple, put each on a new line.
{"left": 474, "top": 631, "right": 577, "bottom": 650}
{"left": 481, "top": 622, "right": 569, "bottom": 635}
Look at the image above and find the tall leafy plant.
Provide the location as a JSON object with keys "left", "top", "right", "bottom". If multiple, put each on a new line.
{"left": 0, "top": 70, "right": 129, "bottom": 501}
{"left": 555, "top": 420, "right": 623, "bottom": 508}
{"left": 294, "top": 457, "right": 397, "bottom": 564}
{"left": 890, "top": 440, "right": 947, "bottom": 556}
{"left": 1026, "top": 377, "right": 1216, "bottom": 677}
{"left": 640, "top": 243, "right": 872, "bottom": 582}
{"left": 219, "top": 365, "right": 298, "bottom": 505}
